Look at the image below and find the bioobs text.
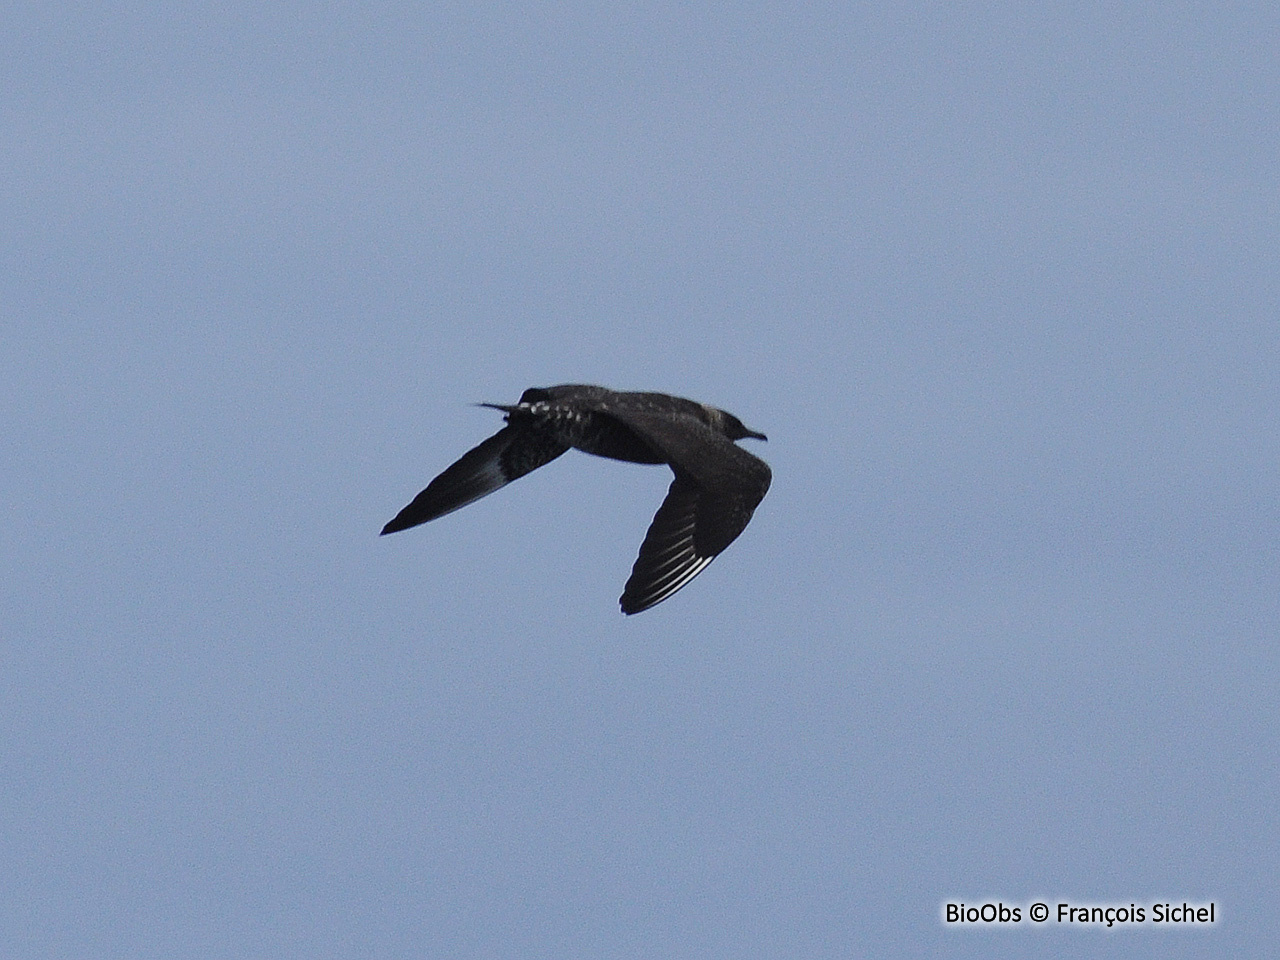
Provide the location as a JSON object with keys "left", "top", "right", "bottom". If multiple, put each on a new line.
{"left": 944, "top": 902, "right": 1020, "bottom": 923}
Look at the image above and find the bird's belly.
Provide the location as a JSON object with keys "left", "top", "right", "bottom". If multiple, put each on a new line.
{"left": 567, "top": 420, "right": 666, "bottom": 464}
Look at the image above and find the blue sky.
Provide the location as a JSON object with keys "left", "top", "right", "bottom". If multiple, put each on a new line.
{"left": 3, "top": 2, "right": 1277, "bottom": 957}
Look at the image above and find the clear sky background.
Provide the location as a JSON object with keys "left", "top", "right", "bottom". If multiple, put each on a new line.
{"left": 3, "top": 2, "right": 1276, "bottom": 958}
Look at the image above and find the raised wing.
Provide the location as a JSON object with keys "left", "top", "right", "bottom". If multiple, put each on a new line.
{"left": 381, "top": 426, "right": 568, "bottom": 534}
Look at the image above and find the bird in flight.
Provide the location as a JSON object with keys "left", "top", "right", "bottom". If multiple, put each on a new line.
{"left": 381, "top": 384, "right": 771, "bottom": 614}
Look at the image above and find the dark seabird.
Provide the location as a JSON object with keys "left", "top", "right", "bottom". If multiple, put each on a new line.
{"left": 381, "top": 384, "right": 771, "bottom": 614}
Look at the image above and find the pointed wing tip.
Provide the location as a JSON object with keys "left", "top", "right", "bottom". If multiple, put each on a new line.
{"left": 380, "top": 513, "right": 420, "bottom": 535}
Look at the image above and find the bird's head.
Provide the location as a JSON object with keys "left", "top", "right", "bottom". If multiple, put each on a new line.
{"left": 710, "top": 408, "right": 767, "bottom": 442}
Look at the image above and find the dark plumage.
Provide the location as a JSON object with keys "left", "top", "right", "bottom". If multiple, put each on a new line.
{"left": 381, "top": 385, "right": 771, "bottom": 614}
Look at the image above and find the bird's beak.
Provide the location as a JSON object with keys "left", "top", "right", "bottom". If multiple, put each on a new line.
{"left": 746, "top": 428, "right": 767, "bottom": 441}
